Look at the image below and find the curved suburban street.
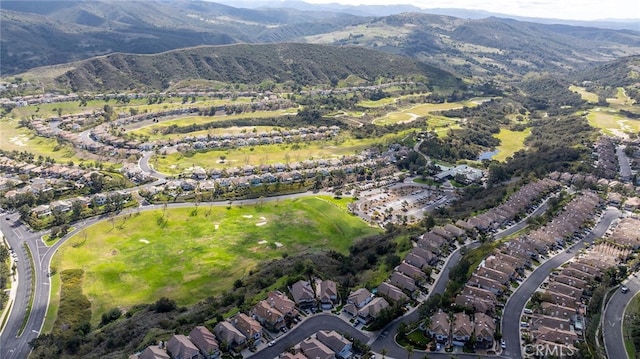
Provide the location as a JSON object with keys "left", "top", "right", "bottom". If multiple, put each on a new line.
{"left": 603, "top": 272, "right": 640, "bottom": 359}
{"left": 501, "top": 207, "right": 621, "bottom": 359}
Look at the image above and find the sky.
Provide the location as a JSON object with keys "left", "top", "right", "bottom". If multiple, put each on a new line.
{"left": 302, "top": 0, "right": 640, "bottom": 20}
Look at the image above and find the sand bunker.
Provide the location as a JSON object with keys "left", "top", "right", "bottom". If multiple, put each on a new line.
{"left": 242, "top": 215, "right": 253, "bottom": 219}
{"left": 258, "top": 240, "right": 268, "bottom": 244}
{"left": 214, "top": 224, "right": 219, "bottom": 230}
{"left": 9, "top": 135, "right": 29, "bottom": 146}
{"left": 260, "top": 216, "right": 266, "bottom": 220}
{"left": 275, "top": 242, "right": 283, "bottom": 248}
{"left": 256, "top": 222, "right": 267, "bottom": 226}
{"left": 139, "top": 239, "right": 150, "bottom": 244}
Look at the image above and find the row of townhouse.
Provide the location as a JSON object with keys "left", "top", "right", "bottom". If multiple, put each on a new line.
{"left": 523, "top": 218, "right": 640, "bottom": 351}
{"left": 89, "top": 122, "right": 338, "bottom": 152}
{"left": 428, "top": 311, "right": 497, "bottom": 349}
{"left": 458, "top": 178, "right": 561, "bottom": 232}
{"left": 0, "top": 156, "right": 97, "bottom": 181}
{"left": 437, "top": 190, "right": 603, "bottom": 350}
{"left": 592, "top": 136, "right": 618, "bottom": 180}
{"left": 283, "top": 330, "right": 354, "bottom": 359}
{"left": 29, "top": 191, "right": 131, "bottom": 218}
{"left": 157, "top": 160, "right": 391, "bottom": 194}
{"left": 501, "top": 191, "right": 602, "bottom": 263}
{"left": 134, "top": 326, "right": 221, "bottom": 359}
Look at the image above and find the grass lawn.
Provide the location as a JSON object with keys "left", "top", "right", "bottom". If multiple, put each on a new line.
{"left": 624, "top": 292, "right": 640, "bottom": 359}
{"left": 607, "top": 87, "right": 634, "bottom": 107}
{"left": 50, "top": 197, "right": 380, "bottom": 323}
{"left": 0, "top": 119, "right": 90, "bottom": 164}
{"left": 493, "top": 127, "right": 531, "bottom": 162}
{"left": 7, "top": 97, "right": 256, "bottom": 120}
{"left": 41, "top": 272, "right": 61, "bottom": 334}
{"left": 152, "top": 131, "right": 410, "bottom": 175}
{"left": 569, "top": 85, "right": 598, "bottom": 103}
{"left": 128, "top": 109, "right": 298, "bottom": 139}
{"left": 372, "top": 101, "right": 480, "bottom": 125}
{"left": 586, "top": 109, "right": 640, "bottom": 136}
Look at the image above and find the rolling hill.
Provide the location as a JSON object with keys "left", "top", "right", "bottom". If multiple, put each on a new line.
{"left": 3, "top": 1, "right": 640, "bottom": 79}
{"left": 44, "top": 43, "right": 462, "bottom": 92}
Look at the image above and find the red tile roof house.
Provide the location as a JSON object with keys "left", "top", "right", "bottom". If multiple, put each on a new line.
{"left": 290, "top": 280, "right": 316, "bottom": 309}
{"left": 474, "top": 312, "right": 496, "bottom": 349}
{"left": 532, "top": 327, "right": 579, "bottom": 347}
{"left": 451, "top": 312, "right": 473, "bottom": 347}
{"left": 300, "top": 337, "right": 335, "bottom": 359}
{"left": 404, "top": 252, "right": 429, "bottom": 270}
{"left": 468, "top": 274, "right": 506, "bottom": 296}
{"left": 232, "top": 313, "right": 263, "bottom": 345}
{"left": 138, "top": 345, "right": 170, "bottom": 359}
{"left": 347, "top": 288, "right": 373, "bottom": 309}
{"left": 357, "top": 297, "right": 390, "bottom": 324}
{"left": 280, "top": 352, "right": 308, "bottom": 359}
{"left": 251, "top": 300, "right": 286, "bottom": 332}
{"left": 427, "top": 310, "right": 450, "bottom": 343}
{"left": 418, "top": 232, "right": 447, "bottom": 254}
{"left": 389, "top": 271, "right": 417, "bottom": 293}
{"left": 377, "top": 282, "right": 409, "bottom": 303}
{"left": 166, "top": 334, "right": 200, "bottom": 359}
{"left": 267, "top": 291, "right": 299, "bottom": 318}
{"left": 315, "top": 279, "right": 338, "bottom": 310}
{"left": 444, "top": 224, "right": 467, "bottom": 240}
{"left": 541, "top": 302, "right": 579, "bottom": 320}
{"left": 475, "top": 266, "right": 511, "bottom": 286}
{"left": 460, "top": 285, "right": 498, "bottom": 303}
{"left": 189, "top": 326, "right": 220, "bottom": 359}
{"left": 397, "top": 262, "right": 427, "bottom": 283}
{"left": 432, "top": 226, "right": 454, "bottom": 242}
{"left": 455, "top": 294, "right": 495, "bottom": 315}
{"left": 213, "top": 321, "right": 246, "bottom": 350}
{"left": 316, "top": 330, "right": 353, "bottom": 359}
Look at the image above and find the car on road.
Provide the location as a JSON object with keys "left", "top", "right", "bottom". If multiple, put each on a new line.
{"left": 621, "top": 285, "right": 629, "bottom": 293}
{"left": 380, "top": 330, "right": 389, "bottom": 337}
{"left": 268, "top": 340, "right": 276, "bottom": 347}
{"left": 501, "top": 339, "right": 506, "bottom": 349}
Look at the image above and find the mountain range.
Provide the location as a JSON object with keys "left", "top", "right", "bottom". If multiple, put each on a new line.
{"left": 2, "top": 0, "right": 640, "bottom": 83}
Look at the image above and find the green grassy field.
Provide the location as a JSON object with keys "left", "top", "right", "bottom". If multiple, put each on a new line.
{"left": 153, "top": 131, "right": 410, "bottom": 175}
{"left": 0, "top": 119, "right": 91, "bottom": 164}
{"left": 371, "top": 102, "right": 472, "bottom": 125}
{"left": 493, "top": 128, "right": 531, "bottom": 162}
{"left": 50, "top": 197, "right": 379, "bottom": 323}
{"left": 586, "top": 109, "right": 640, "bottom": 136}
{"left": 7, "top": 97, "right": 256, "bottom": 120}
{"left": 569, "top": 85, "right": 598, "bottom": 103}
{"left": 624, "top": 292, "right": 640, "bottom": 359}
{"left": 128, "top": 109, "right": 297, "bottom": 140}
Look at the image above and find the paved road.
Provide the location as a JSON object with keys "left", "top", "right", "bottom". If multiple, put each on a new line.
{"left": 0, "top": 213, "right": 46, "bottom": 359}
{"left": 501, "top": 207, "right": 621, "bottom": 359}
{"left": 603, "top": 273, "right": 640, "bottom": 359}
{"left": 617, "top": 145, "right": 633, "bottom": 181}
{"left": 248, "top": 314, "right": 370, "bottom": 359}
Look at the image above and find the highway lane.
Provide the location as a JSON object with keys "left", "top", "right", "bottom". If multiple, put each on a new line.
{"left": 501, "top": 207, "right": 621, "bottom": 359}
{"left": 603, "top": 273, "right": 640, "bottom": 359}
